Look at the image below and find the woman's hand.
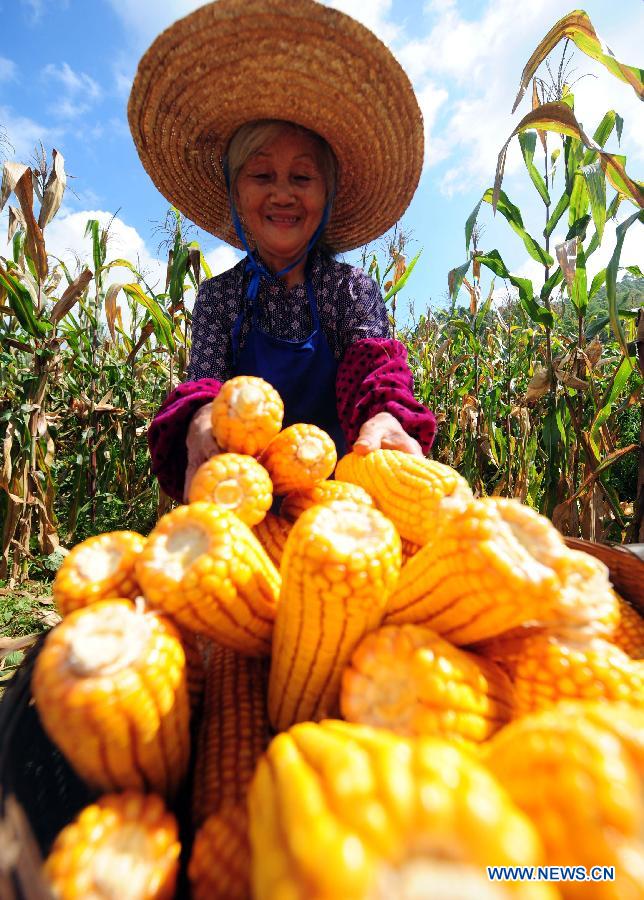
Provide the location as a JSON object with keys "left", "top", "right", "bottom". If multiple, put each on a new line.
{"left": 184, "top": 402, "right": 221, "bottom": 502}
{"left": 353, "top": 411, "right": 423, "bottom": 457}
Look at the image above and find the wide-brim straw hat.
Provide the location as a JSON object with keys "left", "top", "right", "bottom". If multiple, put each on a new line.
{"left": 128, "top": 0, "right": 424, "bottom": 253}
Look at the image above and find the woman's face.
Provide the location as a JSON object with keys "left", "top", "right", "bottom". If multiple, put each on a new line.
{"left": 235, "top": 130, "right": 327, "bottom": 271}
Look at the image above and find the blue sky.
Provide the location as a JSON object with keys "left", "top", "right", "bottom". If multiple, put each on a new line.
{"left": 1, "top": 0, "right": 643, "bottom": 322}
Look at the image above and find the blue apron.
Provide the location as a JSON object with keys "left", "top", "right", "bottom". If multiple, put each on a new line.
{"left": 230, "top": 267, "right": 346, "bottom": 456}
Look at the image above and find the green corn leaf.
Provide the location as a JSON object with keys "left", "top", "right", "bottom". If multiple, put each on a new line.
{"left": 625, "top": 265, "right": 644, "bottom": 277}
{"left": 565, "top": 214, "right": 591, "bottom": 243}
{"left": 382, "top": 250, "right": 421, "bottom": 304}
{"left": 508, "top": 274, "right": 554, "bottom": 327}
{"left": 541, "top": 267, "right": 564, "bottom": 302}
{"left": 477, "top": 250, "right": 509, "bottom": 279}
{"left": 122, "top": 283, "right": 174, "bottom": 351}
{"left": 544, "top": 192, "right": 570, "bottom": 238}
{"left": 200, "top": 252, "right": 213, "bottom": 281}
{"left": 0, "top": 265, "right": 51, "bottom": 337}
{"left": 591, "top": 355, "right": 633, "bottom": 439}
{"left": 580, "top": 160, "right": 606, "bottom": 244}
{"left": 581, "top": 110, "right": 618, "bottom": 167}
{"left": 616, "top": 114, "right": 624, "bottom": 144}
{"left": 606, "top": 209, "right": 644, "bottom": 363}
{"left": 571, "top": 242, "right": 588, "bottom": 313}
{"left": 569, "top": 173, "right": 589, "bottom": 226}
{"left": 588, "top": 269, "right": 607, "bottom": 303}
{"left": 448, "top": 259, "right": 471, "bottom": 302}
{"left": 465, "top": 199, "right": 483, "bottom": 254}
{"left": 84, "top": 219, "right": 102, "bottom": 280}
{"left": 482, "top": 188, "right": 553, "bottom": 266}
{"left": 518, "top": 131, "right": 550, "bottom": 205}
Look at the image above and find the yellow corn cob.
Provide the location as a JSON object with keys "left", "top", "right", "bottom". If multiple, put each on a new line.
{"left": 252, "top": 512, "right": 293, "bottom": 570}
{"left": 280, "top": 480, "right": 374, "bottom": 522}
{"left": 135, "top": 503, "right": 280, "bottom": 655}
{"left": 473, "top": 629, "right": 644, "bottom": 714}
{"left": 189, "top": 807, "right": 251, "bottom": 900}
{"left": 53, "top": 531, "right": 146, "bottom": 616}
{"left": 401, "top": 537, "right": 421, "bottom": 565}
{"left": 341, "top": 624, "right": 514, "bottom": 743}
{"left": 192, "top": 643, "right": 270, "bottom": 826}
{"left": 260, "top": 423, "right": 337, "bottom": 495}
{"left": 43, "top": 792, "right": 180, "bottom": 900}
{"left": 268, "top": 501, "right": 401, "bottom": 730}
{"left": 385, "top": 498, "right": 617, "bottom": 645}
{"left": 211, "top": 375, "right": 283, "bottom": 456}
{"left": 609, "top": 593, "right": 644, "bottom": 658}
{"left": 484, "top": 704, "right": 644, "bottom": 899}
{"left": 188, "top": 453, "right": 273, "bottom": 526}
{"left": 177, "top": 626, "right": 206, "bottom": 716}
{"left": 334, "top": 449, "right": 473, "bottom": 544}
{"left": 249, "top": 720, "right": 556, "bottom": 900}
{"left": 32, "top": 599, "right": 190, "bottom": 796}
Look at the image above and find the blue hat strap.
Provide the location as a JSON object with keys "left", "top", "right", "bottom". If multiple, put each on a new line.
{"left": 223, "top": 158, "right": 334, "bottom": 302}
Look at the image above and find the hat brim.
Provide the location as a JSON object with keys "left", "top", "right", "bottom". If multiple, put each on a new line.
{"left": 128, "top": 0, "right": 424, "bottom": 253}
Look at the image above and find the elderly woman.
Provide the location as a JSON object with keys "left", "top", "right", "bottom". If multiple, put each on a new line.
{"left": 128, "top": 0, "right": 437, "bottom": 502}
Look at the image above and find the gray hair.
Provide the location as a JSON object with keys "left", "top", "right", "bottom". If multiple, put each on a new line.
{"left": 224, "top": 119, "right": 338, "bottom": 203}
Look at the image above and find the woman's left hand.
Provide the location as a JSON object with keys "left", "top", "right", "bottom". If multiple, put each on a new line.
{"left": 353, "top": 411, "right": 423, "bottom": 456}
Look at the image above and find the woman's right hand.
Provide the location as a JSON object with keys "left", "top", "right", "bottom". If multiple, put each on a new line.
{"left": 184, "top": 402, "right": 221, "bottom": 503}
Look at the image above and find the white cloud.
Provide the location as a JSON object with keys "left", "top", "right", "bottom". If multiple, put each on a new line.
{"left": 0, "top": 57, "right": 17, "bottom": 84}
{"left": 0, "top": 104, "right": 63, "bottom": 161}
{"left": 2, "top": 205, "right": 242, "bottom": 308}
{"left": 324, "top": 0, "right": 400, "bottom": 46}
{"left": 42, "top": 62, "right": 101, "bottom": 100}
{"left": 204, "top": 244, "right": 241, "bottom": 279}
{"left": 416, "top": 81, "right": 449, "bottom": 167}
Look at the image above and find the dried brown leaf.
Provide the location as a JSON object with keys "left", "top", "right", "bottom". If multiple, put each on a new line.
{"left": 50, "top": 268, "right": 93, "bottom": 324}
{"left": 11, "top": 167, "right": 48, "bottom": 280}
{"left": 104, "top": 283, "right": 123, "bottom": 341}
{"left": 38, "top": 149, "right": 66, "bottom": 230}
{"left": 7, "top": 205, "right": 26, "bottom": 243}
{"left": 525, "top": 365, "right": 551, "bottom": 402}
{"left": 555, "top": 239, "right": 578, "bottom": 292}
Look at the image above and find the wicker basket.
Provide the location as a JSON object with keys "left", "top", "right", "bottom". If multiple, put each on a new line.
{"left": 0, "top": 539, "right": 642, "bottom": 899}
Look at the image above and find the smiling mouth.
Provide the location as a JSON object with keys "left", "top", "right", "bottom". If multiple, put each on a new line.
{"left": 266, "top": 214, "right": 300, "bottom": 225}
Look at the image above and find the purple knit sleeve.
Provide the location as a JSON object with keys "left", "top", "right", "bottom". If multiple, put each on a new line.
{"left": 147, "top": 378, "right": 222, "bottom": 502}
{"left": 336, "top": 337, "right": 436, "bottom": 454}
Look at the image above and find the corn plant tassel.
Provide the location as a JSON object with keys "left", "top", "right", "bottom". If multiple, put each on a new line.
{"left": 43, "top": 792, "right": 180, "bottom": 900}
{"left": 187, "top": 453, "right": 273, "bottom": 526}
{"left": 192, "top": 643, "right": 270, "bottom": 827}
{"left": 32, "top": 599, "right": 190, "bottom": 796}
{"left": 268, "top": 501, "right": 401, "bottom": 731}
{"left": 249, "top": 720, "right": 554, "bottom": 900}
{"left": 385, "top": 498, "right": 617, "bottom": 645}
{"left": 260, "top": 423, "right": 337, "bottom": 495}
{"left": 483, "top": 703, "right": 644, "bottom": 899}
{"left": 334, "top": 450, "right": 473, "bottom": 545}
{"left": 135, "top": 503, "right": 280, "bottom": 656}
{"left": 211, "top": 375, "right": 283, "bottom": 457}
{"left": 189, "top": 807, "right": 252, "bottom": 900}
{"left": 53, "top": 530, "right": 146, "bottom": 615}
{"left": 341, "top": 624, "right": 514, "bottom": 743}
{"left": 280, "top": 480, "right": 373, "bottom": 522}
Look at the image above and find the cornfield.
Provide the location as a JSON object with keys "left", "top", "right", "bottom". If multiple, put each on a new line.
{"left": 1, "top": 9, "right": 643, "bottom": 586}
